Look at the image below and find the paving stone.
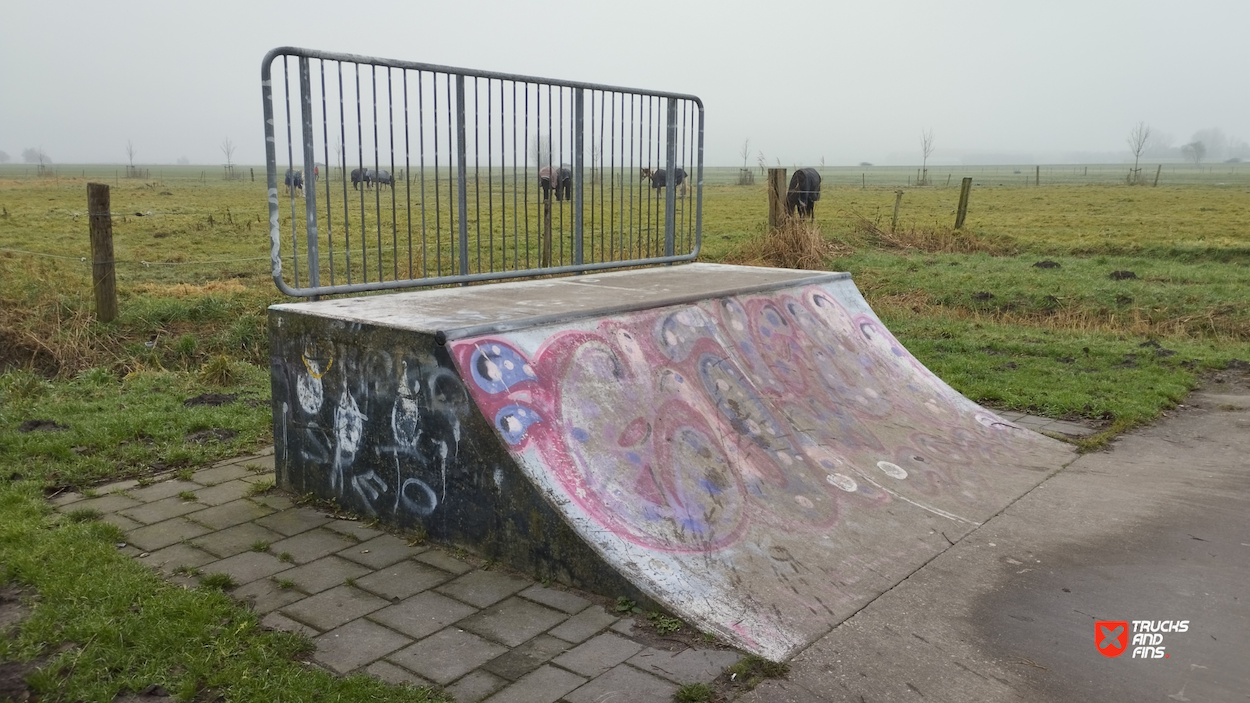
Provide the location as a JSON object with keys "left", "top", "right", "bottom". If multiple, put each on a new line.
{"left": 238, "top": 454, "right": 275, "bottom": 472}
{"left": 627, "top": 647, "right": 741, "bottom": 684}
{"left": 609, "top": 619, "right": 637, "bottom": 637}
{"left": 192, "top": 522, "right": 284, "bottom": 558}
{"left": 119, "top": 495, "right": 206, "bottom": 525}
{"left": 459, "top": 597, "right": 567, "bottom": 648}
{"left": 414, "top": 548, "right": 473, "bottom": 575}
{"left": 322, "top": 519, "right": 384, "bottom": 543}
{"left": 354, "top": 560, "right": 453, "bottom": 601}
{"left": 255, "top": 507, "right": 332, "bottom": 536}
{"left": 517, "top": 585, "right": 591, "bottom": 615}
{"left": 436, "top": 570, "right": 531, "bottom": 608}
{"left": 96, "top": 478, "right": 141, "bottom": 494}
{"left": 233, "top": 577, "right": 306, "bottom": 614}
{"left": 99, "top": 512, "right": 143, "bottom": 532}
{"left": 271, "top": 528, "right": 356, "bottom": 564}
{"left": 547, "top": 606, "right": 618, "bottom": 644}
{"left": 128, "top": 479, "right": 201, "bottom": 503}
{"left": 241, "top": 471, "right": 275, "bottom": 485}
{"left": 387, "top": 628, "right": 508, "bottom": 685}
{"left": 64, "top": 493, "right": 139, "bottom": 514}
{"left": 482, "top": 634, "right": 570, "bottom": 681}
{"left": 203, "top": 551, "right": 293, "bottom": 586}
{"left": 481, "top": 664, "right": 586, "bottom": 703}
{"left": 338, "top": 534, "right": 428, "bottom": 569}
{"left": 188, "top": 499, "right": 274, "bottom": 530}
{"left": 281, "top": 555, "right": 372, "bottom": 594}
{"left": 365, "top": 660, "right": 439, "bottom": 689}
{"left": 312, "top": 618, "right": 412, "bottom": 674}
{"left": 250, "top": 494, "right": 294, "bottom": 511}
{"left": 191, "top": 480, "right": 256, "bottom": 506}
{"left": 444, "top": 669, "right": 508, "bottom": 703}
{"left": 126, "top": 517, "right": 212, "bottom": 551}
{"left": 191, "top": 463, "right": 254, "bottom": 486}
{"left": 368, "top": 591, "right": 478, "bottom": 639}
{"left": 49, "top": 491, "right": 85, "bottom": 507}
{"left": 261, "top": 611, "right": 319, "bottom": 638}
{"left": 282, "top": 585, "right": 390, "bottom": 631}
{"left": 551, "top": 633, "right": 644, "bottom": 678}
{"left": 563, "top": 663, "right": 677, "bottom": 703}
{"left": 142, "top": 542, "right": 217, "bottom": 575}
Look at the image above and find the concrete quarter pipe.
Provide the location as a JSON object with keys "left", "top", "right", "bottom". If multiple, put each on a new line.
{"left": 269, "top": 263, "right": 1075, "bottom": 660}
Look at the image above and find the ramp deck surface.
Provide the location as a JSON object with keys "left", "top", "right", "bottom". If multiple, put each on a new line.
{"left": 271, "top": 263, "right": 1076, "bottom": 659}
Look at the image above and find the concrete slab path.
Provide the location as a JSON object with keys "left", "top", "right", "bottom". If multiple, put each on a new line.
{"left": 738, "top": 377, "right": 1250, "bottom": 702}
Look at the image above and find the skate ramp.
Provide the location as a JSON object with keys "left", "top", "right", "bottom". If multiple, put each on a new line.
{"left": 270, "top": 263, "right": 1075, "bottom": 660}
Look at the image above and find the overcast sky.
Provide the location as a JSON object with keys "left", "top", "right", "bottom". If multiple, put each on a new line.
{"left": 2, "top": 0, "right": 1247, "bottom": 167}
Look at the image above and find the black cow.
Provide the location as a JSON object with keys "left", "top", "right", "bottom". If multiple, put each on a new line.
{"left": 786, "top": 168, "right": 822, "bottom": 218}
{"left": 641, "top": 167, "right": 689, "bottom": 197}
{"left": 539, "top": 165, "right": 572, "bottom": 202}
{"left": 284, "top": 169, "right": 304, "bottom": 196}
{"left": 350, "top": 168, "right": 372, "bottom": 191}
{"left": 372, "top": 169, "right": 394, "bottom": 189}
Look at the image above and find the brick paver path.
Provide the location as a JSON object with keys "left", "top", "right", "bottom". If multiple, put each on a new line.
{"left": 52, "top": 449, "right": 742, "bottom": 703}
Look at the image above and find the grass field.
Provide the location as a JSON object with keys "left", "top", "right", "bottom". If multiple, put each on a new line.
{"left": 1, "top": 163, "right": 1248, "bottom": 700}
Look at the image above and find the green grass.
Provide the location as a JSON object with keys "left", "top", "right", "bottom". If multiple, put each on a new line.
{"left": 674, "top": 682, "right": 714, "bottom": 702}
{"left": 0, "top": 481, "right": 447, "bottom": 702}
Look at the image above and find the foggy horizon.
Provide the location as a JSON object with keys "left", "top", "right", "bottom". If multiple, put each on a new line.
{"left": 3, "top": 0, "right": 1248, "bottom": 169}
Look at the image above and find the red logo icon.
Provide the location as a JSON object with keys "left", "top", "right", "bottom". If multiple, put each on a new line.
{"left": 1096, "top": 621, "right": 1129, "bottom": 658}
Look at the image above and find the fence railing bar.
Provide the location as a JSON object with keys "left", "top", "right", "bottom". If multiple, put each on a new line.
{"left": 455, "top": 75, "right": 469, "bottom": 278}
{"left": 387, "top": 66, "right": 398, "bottom": 282}
{"left": 371, "top": 65, "right": 382, "bottom": 283}
{"left": 417, "top": 70, "right": 428, "bottom": 280}
{"left": 337, "top": 62, "right": 352, "bottom": 285}
{"left": 403, "top": 69, "right": 413, "bottom": 280}
{"left": 573, "top": 87, "right": 584, "bottom": 267}
{"left": 282, "top": 56, "right": 300, "bottom": 289}
{"left": 299, "top": 57, "right": 321, "bottom": 291}
{"left": 319, "top": 60, "right": 335, "bottom": 287}
{"left": 354, "top": 64, "right": 368, "bottom": 283}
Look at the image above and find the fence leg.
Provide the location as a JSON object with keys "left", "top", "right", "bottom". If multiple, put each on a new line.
{"left": 87, "top": 183, "right": 118, "bottom": 322}
{"left": 543, "top": 195, "right": 553, "bottom": 268}
{"left": 1153, "top": 164, "right": 1162, "bottom": 187}
{"left": 891, "top": 190, "right": 904, "bottom": 233}
{"left": 955, "top": 177, "right": 973, "bottom": 229}
{"left": 768, "top": 168, "right": 787, "bottom": 230}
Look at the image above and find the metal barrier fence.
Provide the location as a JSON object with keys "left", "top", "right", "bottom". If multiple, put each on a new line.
{"left": 261, "top": 47, "right": 704, "bottom": 298}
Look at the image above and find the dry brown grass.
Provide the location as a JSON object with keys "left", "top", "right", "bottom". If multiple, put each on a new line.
{"left": 726, "top": 217, "right": 847, "bottom": 270}
{"left": 130, "top": 280, "right": 248, "bottom": 297}
{"left": 870, "top": 291, "right": 1248, "bottom": 342}
{"left": 847, "top": 211, "right": 1020, "bottom": 256}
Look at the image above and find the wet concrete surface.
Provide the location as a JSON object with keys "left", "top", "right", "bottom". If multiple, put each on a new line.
{"left": 739, "top": 373, "right": 1250, "bottom": 702}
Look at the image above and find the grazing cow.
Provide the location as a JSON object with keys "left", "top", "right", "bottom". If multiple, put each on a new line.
{"left": 786, "top": 167, "right": 822, "bottom": 218}
{"left": 372, "top": 169, "right": 394, "bottom": 189}
{"left": 641, "top": 167, "right": 689, "bottom": 197}
{"left": 284, "top": 169, "right": 304, "bottom": 196}
{"left": 350, "top": 168, "right": 372, "bottom": 191}
{"left": 539, "top": 165, "right": 572, "bottom": 202}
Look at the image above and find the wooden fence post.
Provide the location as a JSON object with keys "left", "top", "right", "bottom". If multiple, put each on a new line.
{"left": 954, "top": 177, "right": 973, "bottom": 229}
{"left": 1035, "top": 165, "right": 1040, "bottom": 186}
{"left": 87, "top": 183, "right": 118, "bottom": 322}
{"left": 891, "top": 190, "right": 904, "bottom": 233}
{"left": 1153, "top": 164, "right": 1162, "bottom": 187}
{"left": 767, "top": 168, "right": 787, "bottom": 230}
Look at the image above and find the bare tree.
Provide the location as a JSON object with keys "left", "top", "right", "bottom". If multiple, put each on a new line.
{"left": 22, "top": 147, "right": 51, "bottom": 176}
{"left": 529, "top": 135, "right": 553, "bottom": 168}
{"left": 0, "top": 151, "right": 9, "bottom": 164}
{"left": 126, "top": 140, "right": 136, "bottom": 166}
{"left": 920, "top": 128, "right": 935, "bottom": 185}
{"left": 176, "top": 156, "right": 190, "bottom": 165}
{"left": 1191, "top": 128, "right": 1226, "bottom": 161}
{"left": 820, "top": 156, "right": 826, "bottom": 168}
{"left": 756, "top": 150, "right": 767, "bottom": 177}
{"left": 1181, "top": 141, "right": 1206, "bottom": 166}
{"left": 221, "top": 137, "right": 236, "bottom": 179}
{"left": 736, "top": 138, "right": 755, "bottom": 185}
{"left": 1126, "top": 122, "right": 1151, "bottom": 184}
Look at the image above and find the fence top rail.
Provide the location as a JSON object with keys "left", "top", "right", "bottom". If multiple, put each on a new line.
{"left": 260, "top": 46, "right": 705, "bottom": 106}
